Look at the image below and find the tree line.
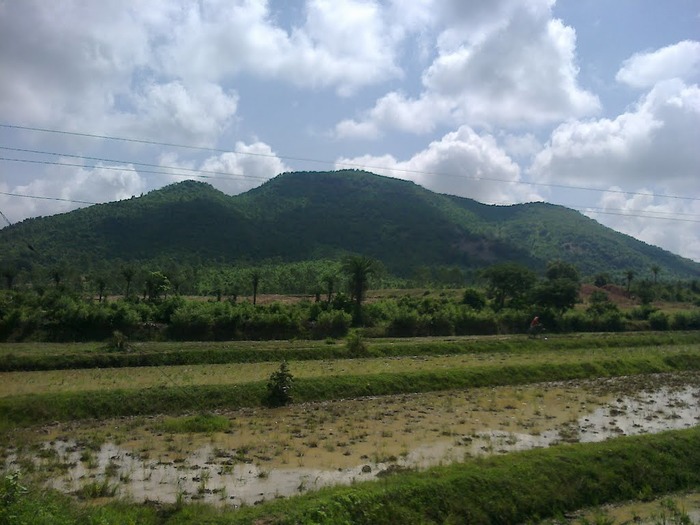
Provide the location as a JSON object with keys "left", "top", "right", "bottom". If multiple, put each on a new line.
{"left": 0, "top": 257, "right": 698, "bottom": 342}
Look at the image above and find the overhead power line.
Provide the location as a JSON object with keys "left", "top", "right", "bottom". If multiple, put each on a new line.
{"left": 2, "top": 189, "right": 698, "bottom": 223}
{"left": 0, "top": 122, "right": 328, "bottom": 165}
{"left": 0, "top": 146, "right": 269, "bottom": 182}
{"left": 0, "top": 190, "right": 96, "bottom": 205}
{"left": 0, "top": 156, "right": 242, "bottom": 182}
{"left": 2, "top": 122, "right": 698, "bottom": 203}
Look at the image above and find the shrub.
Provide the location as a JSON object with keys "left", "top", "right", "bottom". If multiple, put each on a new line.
{"left": 453, "top": 308, "right": 498, "bottom": 335}
{"left": 346, "top": 329, "right": 369, "bottom": 357}
{"left": 648, "top": 311, "right": 669, "bottom": 330}
{"left": 671, "top": 310, "right": 700, "bottom": 330}
{"left": 312, "top": 310, "right": 352, "bottom": 339}
{"left": 388, "top": 309, "right": 421, "bottom": 337}
{"left": 496, "top": 309, "right": 531, "bottom": 334}
{"left": 105, "top": 330, "right": 131, "bottom": 352}
{"left": 462, "top": 288, "right": 486, "bottom": 310}
{"left": 265, "top": 361, "right": 294, "bottom": 408}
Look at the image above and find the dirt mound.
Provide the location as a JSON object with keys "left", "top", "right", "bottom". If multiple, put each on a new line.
{"left": 580, "top": 283, "right": 635, "bottom": 307}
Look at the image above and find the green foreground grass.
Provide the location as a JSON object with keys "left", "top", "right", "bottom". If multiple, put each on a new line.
{"left": 4, "top": 427, "right": 700, "bottom": 524}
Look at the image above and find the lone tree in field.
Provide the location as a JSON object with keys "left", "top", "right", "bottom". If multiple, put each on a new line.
{"left": 265, "top": 360, "right": 294, "bottom": 408}
{"left": 95, "top": 275, "right": 107, "bottom": 303}
{"left": 342, "top": 255, "right": 377, "bottom": 325}
{"left": 481, "top": 262, "right": 536, "bottom": 311}
{"left": 145, "top": 271, "right": 170, "bottom": 301}
{"left": 534, "top": 260, "right": 581, "bottom": 314}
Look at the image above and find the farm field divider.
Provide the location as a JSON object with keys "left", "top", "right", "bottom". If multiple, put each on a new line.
{"left": 1, "top": 350, "right": 699, "bottom": 428}
{"left": 1, "top": 331, "right": 698, "bottom": 371}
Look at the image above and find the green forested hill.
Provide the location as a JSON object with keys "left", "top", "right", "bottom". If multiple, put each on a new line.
{"left": 1, "top": 170, "right": 698, "bottom": 279}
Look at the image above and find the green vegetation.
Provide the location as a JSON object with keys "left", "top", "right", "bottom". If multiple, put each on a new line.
{"left": 2, "top": 170, "right": 699, "bottom": 524}
{"left": 2, "top": 332, "right": 699, "bottom": 372}
{"left": 1, "top": 275, "right": 698, "bottom": 343}
{"left": 2, "top": 172, "right": 699, "bottom": 293}
{"left": 156, "top": 413, "right": 232, "bottom": 434}
{"left": 265, "top": 360, "right": 294, "bottom": 407}
{"left": 1, "top": 337, "right": 698, "bottom": 427}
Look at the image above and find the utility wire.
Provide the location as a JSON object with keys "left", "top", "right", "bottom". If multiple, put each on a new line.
{"left": 0, "top": 156, "right": 232, "bottom": 182}
{"left": 2, "top": 189, "right": 699, "bottom": 223}
{"left": 0, "top": 190, "right": 96, "bottom": 205}
{"left": 0, "top": 146, "right": 268, "bottom": 182}
{"left": 0, "top": 122, "right": 327, "bottom": 165}
{"left": 0, "top": 209, "right": 12, "bottom": 227}
{"left": 2, "top": 122, "right": 698, "bottom": 202}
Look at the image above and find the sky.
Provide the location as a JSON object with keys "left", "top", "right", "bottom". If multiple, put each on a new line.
{"left": 1, "top": 0, "right": 699, "bottom": 262}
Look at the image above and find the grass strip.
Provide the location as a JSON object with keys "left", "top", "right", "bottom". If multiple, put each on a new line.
{"left": 1, "top": 353, "right": 699, "bottom": 428}
{"left": 1, "top": 331, "right": 698, "bottom": 371}
{"left": 169, "top": 426, "right": 700, "bottom": 525}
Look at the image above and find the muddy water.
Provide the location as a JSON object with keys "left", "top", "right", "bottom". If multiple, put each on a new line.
{"left": 4, "top": 373, "right": 700, "bottom": 508}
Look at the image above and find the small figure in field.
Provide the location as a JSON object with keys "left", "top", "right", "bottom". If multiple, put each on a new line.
{"left": 528, "top": 316, "right": 544, "bottom": 338}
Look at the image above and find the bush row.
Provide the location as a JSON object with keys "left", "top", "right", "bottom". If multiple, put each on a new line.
{"left": 1, "top": 289, "right": 699, "bottom": 342}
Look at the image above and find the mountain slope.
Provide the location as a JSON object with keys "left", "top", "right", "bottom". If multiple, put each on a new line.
{"left": 1, "top": 171, "right": 698, "bottom": 279}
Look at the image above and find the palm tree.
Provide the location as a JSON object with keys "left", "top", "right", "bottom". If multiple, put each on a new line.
{"left": 342, "top": 255, "right": 377, "bottom": 325}
{"left": 121, "top": 266, "right": 135, "bottom": 298}
{"left": 651, "top": 264, "right": 660, "bottom": 284}
{"left": 625, "top": 269, "right": 636, "bottom": 293}
{"left": 322, "top": 273, "right": 336, "bottom": 304}
{"left": 96, "top": 276, "right": 107, "bottom": 303}
{"left": 251, "top": 270, "right": 261, "bottom": 306}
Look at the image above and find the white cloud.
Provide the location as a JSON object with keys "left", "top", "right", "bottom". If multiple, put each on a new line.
{"left": 336, "top": 126, "right": 540, "bottom": 204}
{"left": 1, "top": 162, "right": 147, "bottom": 223}
{"left": 122, "top": 81, "right": 239, "bottom": 147}
{"left": 530, "top": 79, "right": 700, "bottom": 261}
{"left": 499, "top": 133, "right": 542, "bottom": 160}
{"left": 197, "top": 141, "right": 289, "bottom": 195}
{"left": 162, "top": 0, "right": 403, "bottom": 96}
{"left": 0, "top": 0, "right": 402, "bottom": 147}
{"left": 335, "top": 92, "right": 448, "bottom": 138}
{"left": 335, "top": 0, "right": 599, "bottom": 137}
{"left": 585, "top": 189, "right": 700, "bottom": 263}
{"left": 530, "top": 79, "right": 700, "bottom": 192}
{"left": 0, "top": 1, "right": 238, "bottom": 146}
{"left": 616, "top": 40, "right": 700, "bottom": 88}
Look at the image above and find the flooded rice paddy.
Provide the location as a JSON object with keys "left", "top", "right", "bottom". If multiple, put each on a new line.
{"left": 4, "top": 372, "right": 699, "bottom": 508}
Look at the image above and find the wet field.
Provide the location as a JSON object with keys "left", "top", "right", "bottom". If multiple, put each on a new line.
{"left": 5, "top": 372, "right": 699, "bottom": 508}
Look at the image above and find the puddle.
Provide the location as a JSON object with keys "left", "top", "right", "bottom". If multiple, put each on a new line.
{"left": 4, "top": 373, "right": 700, "bottom": 507}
